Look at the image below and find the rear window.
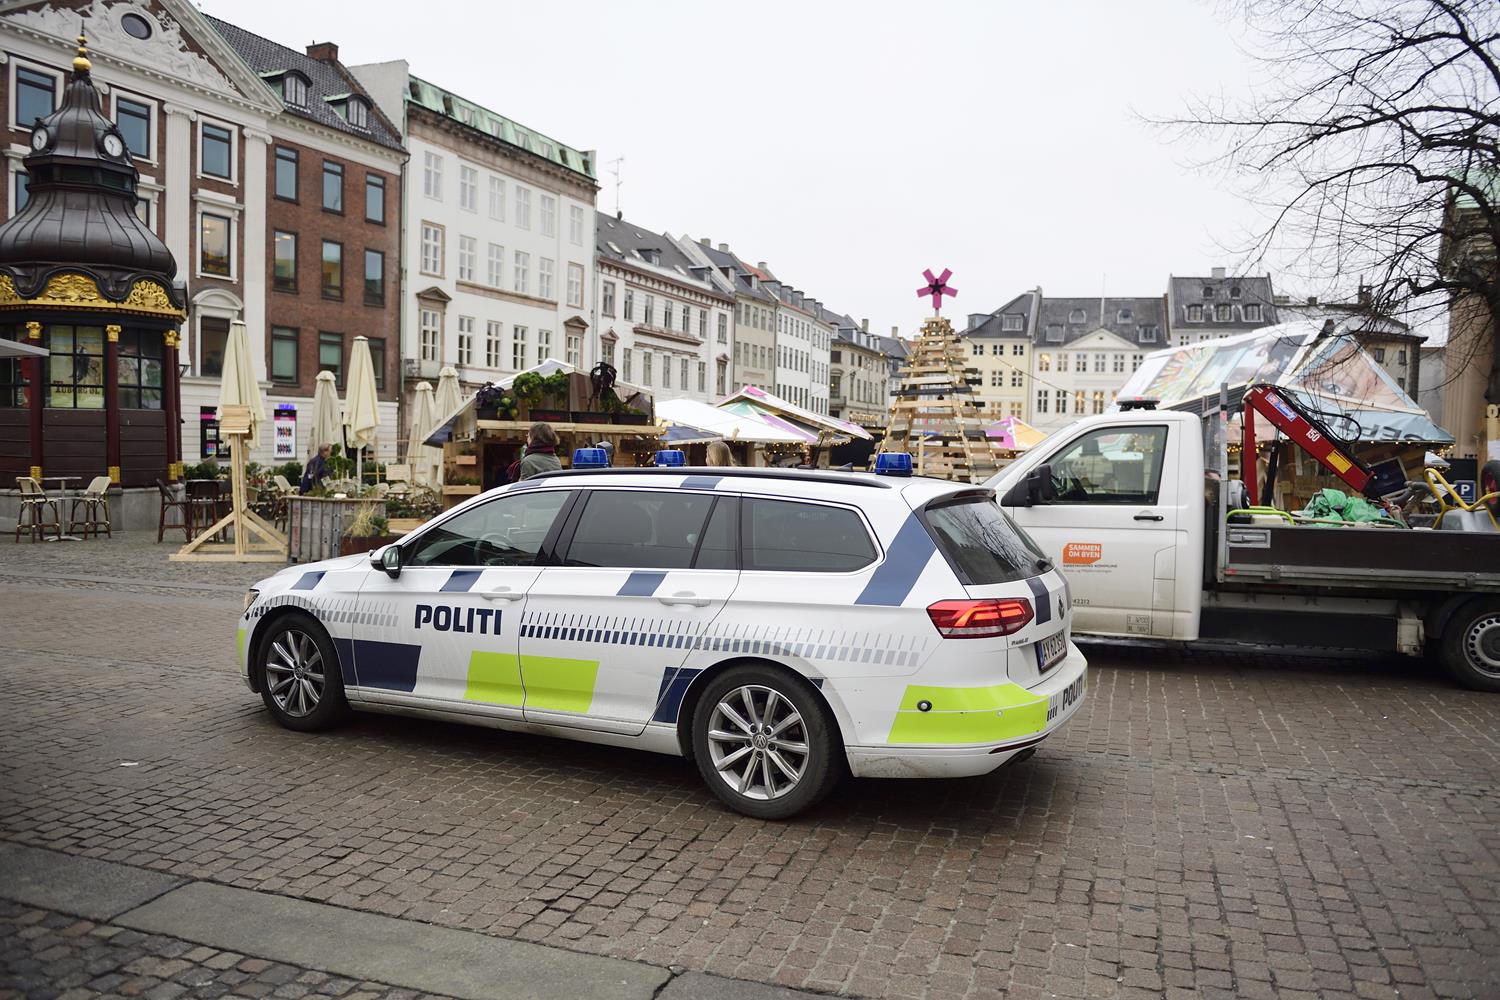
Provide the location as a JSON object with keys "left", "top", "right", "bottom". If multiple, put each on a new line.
{"left": 743, "top": 498, "right": 875, "bottom": 572}
{"left": 924, "top": 496, "right": 1046, "bottom": 585}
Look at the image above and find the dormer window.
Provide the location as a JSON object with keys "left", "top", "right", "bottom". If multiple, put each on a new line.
{"left": 1044, "top": 324, "right": 1064, "bottom": 343}
{"left": 1230, "top": 285, "right": 1242, "bottom": 299}
{"left": 345, "top": 97, "right": 369, "bottom": 129}
{"left": 1202, "top": 286, "right": 1214, "bottom": 299}
{"left": 1117, "top": 308, "right": 1133, "bottom": 323}
{"left": 1068, "top": 308, "right": 1086, "bottom": 324}
{"left": 639, "top": 248, "right": 661, "bottom": 265}
{"left": 282, "top": 72, "right": 309, "bottom": 107}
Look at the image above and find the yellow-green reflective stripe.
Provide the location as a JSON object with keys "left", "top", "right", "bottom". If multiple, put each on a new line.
{"left": 887, "top": 682, "right": 1047, "bottom": 745}
{"left": 465, "top": 652, "right": 524, "bottom": 706}
{"left": 237, "top": 628, "right": 247, "bottom": 674}
{"left": 521, "top": 654, "right": 598, "bottom": 713}
{"left": 464, "top": 652, "right": 598, "bottom": 713}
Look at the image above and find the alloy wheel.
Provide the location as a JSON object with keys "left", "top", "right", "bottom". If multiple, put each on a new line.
{"left": 706, "top": 685, "right": 809, "bottom": 801}
{"left": 266, "top": 628, "right": 326, "bottom": 717}
{"left": 1464, "top": 613, "right": 1500, "bottom": 678}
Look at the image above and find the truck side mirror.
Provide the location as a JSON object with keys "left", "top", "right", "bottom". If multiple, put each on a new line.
{"left": 373, "top": 543, "right": 403, "bottom": 578}
{"left": 1002, "top": 464, "right": 1055, "bottom": 507}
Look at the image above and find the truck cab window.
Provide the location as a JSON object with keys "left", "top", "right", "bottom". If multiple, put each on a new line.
{"left": 1046, "top": 426, "right": 1168, "bottom": 504}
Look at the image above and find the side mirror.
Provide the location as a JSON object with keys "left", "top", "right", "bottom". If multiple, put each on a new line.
{"left": 373, "top": 543, "right": 403, "bottom": 578}
{"left": 1000, "top": 463, "right": 1056, "bottom": 507}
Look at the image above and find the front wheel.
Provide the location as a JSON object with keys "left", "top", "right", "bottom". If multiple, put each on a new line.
{"left": 257, "top": 612, "right": 352, "bottom": 731}
{"left": 691, "top": 665, "right": 841, "bottom": 820}
{"left": 1439, "top": 599, "right": 1500, "bottom": 693}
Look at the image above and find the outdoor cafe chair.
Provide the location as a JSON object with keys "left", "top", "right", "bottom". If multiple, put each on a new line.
{"left": 13, "top": 476, "right": 62, "bottom": 542}
{"left": 156, "top": 478, "right": 191, "bottom": 543}
{"left": 67, "top": 475, "right": 112, "bottom": 539}
{"left": 270, "top": 474, "right": 297, "bottom": 529}
{"left": 185, "top": 479, "right": 226, "bottom": 540}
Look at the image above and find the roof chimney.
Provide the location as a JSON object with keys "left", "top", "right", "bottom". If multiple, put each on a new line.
{"left": 699, "top": 237, "right": 710, "bottom": 247}
{"left": 1307, "top": 296, "right": 1318, "bottom": 306}
{"left": 861, "top": 318, "right": 868, "bottom": 332}
{"left": 717, "top": 243, "right": 728, "bottom": 252}
{"left": 306, "top": 42, "right": 339, "bottom": 62}
{"left": 757, "top": 261, "right": 767, "bottom": 271}
{"left": 891, "top": 326, "right": 899, "bottom": 337}
{"left": 1211, "top": 266, "right": 1226, "bottom": 280}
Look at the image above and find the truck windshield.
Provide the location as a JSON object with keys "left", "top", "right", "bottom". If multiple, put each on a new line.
{"left": 923, "top": 495, "right": 1047, "bottom": 585}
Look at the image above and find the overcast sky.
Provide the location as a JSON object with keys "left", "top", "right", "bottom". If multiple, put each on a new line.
{"left": 202, "top": 0, "right": 1274, "bottom": 334}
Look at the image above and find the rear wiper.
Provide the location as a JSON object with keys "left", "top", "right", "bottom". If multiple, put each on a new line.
{"left": 1035, "top": 557, "right": 1054, "bottom": 573}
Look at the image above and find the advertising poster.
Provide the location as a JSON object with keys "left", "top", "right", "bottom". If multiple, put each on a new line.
{"left": 274, "top": 405, "right": 297, "bottom": 460}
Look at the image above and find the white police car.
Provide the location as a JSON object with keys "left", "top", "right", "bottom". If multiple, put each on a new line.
{"left": 238, "top": 452, "right": 1087, "bottom": 819}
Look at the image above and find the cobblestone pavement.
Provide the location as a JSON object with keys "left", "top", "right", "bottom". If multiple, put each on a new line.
{"left": 0, "top": 900, "right": 456, "bottom": 1000}
{"left": 3, "top": 536, "right": 1499, "bottom": 999}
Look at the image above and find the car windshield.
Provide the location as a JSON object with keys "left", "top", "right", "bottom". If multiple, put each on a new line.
{"left": 924, "top": 495, "right": 1046, "bottom": 585}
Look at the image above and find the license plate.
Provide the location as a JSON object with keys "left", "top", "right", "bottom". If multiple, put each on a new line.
{"left": 1035, "top": 630, "right": 1067, "bottom": 673}
{"left": 1046, "top": 672, "right": 1085, "bottom": 723}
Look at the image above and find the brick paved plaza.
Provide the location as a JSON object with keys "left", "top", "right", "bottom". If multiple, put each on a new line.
{"left": 2, "top": 536, "right": 1498, "bottom": 999}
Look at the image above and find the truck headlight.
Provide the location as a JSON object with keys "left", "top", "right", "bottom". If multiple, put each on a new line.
{"left": 243, "top": 588, "right": 259, "bottom": 613}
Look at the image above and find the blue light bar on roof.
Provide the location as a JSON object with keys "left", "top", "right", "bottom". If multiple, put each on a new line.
{"left": 654, "top": 449, "right": 686, "bottom": 467}
{"left": 874, "top": 452, "right": 913, "bottom": 477}
{"left": 572, "top": 447, "right": 608, "bottom": 468}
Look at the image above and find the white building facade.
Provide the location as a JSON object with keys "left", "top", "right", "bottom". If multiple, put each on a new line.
{"left": 350, "top": 62, "right": 598, "bottom": 398}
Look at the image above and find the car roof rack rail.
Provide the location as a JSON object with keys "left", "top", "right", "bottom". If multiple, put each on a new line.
{"left": 525, "top": 467, "right": 893, "bottom": 489}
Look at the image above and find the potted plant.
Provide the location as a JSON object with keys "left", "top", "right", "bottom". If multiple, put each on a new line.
{"left": 513, "top": 371, "right": 570, "bottom": 421}
{"left": 474, "top": 382, "right": 516, "bottom": 421}
{"left": 339, "top": 502, "right": 391, "bottom": 556}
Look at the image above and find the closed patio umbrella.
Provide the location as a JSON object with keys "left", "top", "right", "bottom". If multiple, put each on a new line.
{"left": 309, "top": 370, "right": 342, "bottom": 457}
{"left": 343, "top": 336, "right": 381, "bottom": 484}
{"left": 216, "top": 319, "right": 264, "bottom": 448}
{"left": 433, "top": 365, "right": 464, "bottom": 424}
{"left": 405, "top": 381, "right": 442, "bottom": 486}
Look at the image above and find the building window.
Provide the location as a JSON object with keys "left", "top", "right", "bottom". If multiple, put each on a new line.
{"left": 321, "top": 241, "right": 343, "bottom": 298}
{"left": 274, "top": 147, "right": 297, "bottom": 201}
{"left": 368, "top": 337, "right": 385, "bottom": 389}
{"left": 420, "top": 222, "right": 443, "bottom": 275}
{"left": 990, "top": 372, "right": 1003, "bottom": 386}
{"left": 458, "top": 236, "right": 476, "bottom": 282}
{"left": 514, "top": 186, "right": 531, "bottom": 229}
{"left": 1398, "top": 348, "right": 1408, "bottom": 365}
{"left": 1038, "top": 352, "right": 1051, "bottom": 372}
{"left": 717, "top": 359, "right": 726, "bottom": 396}
{"left": 1132, "top": 354, "right": 1143, "bottom": 370}
{"left": 460, "top": 165, "right": 477, "bottom": 211}
{"left": 423, "top": 151, "right": 443, "bottom": 199}
{"left": 419, "top": 309, "right": 441, "bottom": 362}
{"left": 621, "top": 348, "right": 632, "bottom": 381}
{"left": 623, "top": 287, "right": 634, "bottom": 321}
{"left": 1093, "top": 353, "right": 1105, "bottom": 373}
{"left": 1230, "top": 285, "right": 1242, "bottom": 299}
{"left": 116, "top": 96, "right": 151, "bottom": 158}
{"left": 602, "top": 340, "right": 616, "bottom": 367}
{"left": 487, "top": 243, "right": 504, "bottom": 287}
{"left": 1202, "top": 286, "right": 1215, "bottom": 299}
{"left": 567, "top": 263, "right": 583, "bottom": 308}
{"left": 115, "top": 328, "right": 163, "bottom": 409}
{"left": 511, "top": 326, "right": 527, "bottom": 369}
{"left": 569, "top": 205, "right": 584, "bottom": 245}
{"left": 680, "top": 358, "right": 689, "bottom": 390}
{"left": 457, "top": 316, "right": 474, "bottom": 366}
{"left": 1012, "top": 344, "right": 1025, "bottom": 356}
{"left": 15, "top": 66, "right": 57, "bottom": 128}
{"left": 1011, "top": 371, "right": 1023, "bottom": 387}
{"left": 718, "top": 314, "right": 728, "bottom": 343}
{"left": 1092, "top": 390, "right": 1106, "bottom": 414}
{"left": 1073, "top": 392, "right": 1086, "bottom": 415}
{"left": 538, "top": 257, "right": 554, "bottom": 300}
{"left": 1036, "top": 390, "right": 1049, "bottom": 414}
{"left": 200, "top": 122, "right": 233, "bottom": 180}
{"left": 566, "top": 333, "right": 581, "bottom": 367}
{"left": 365, "top": 174, "right": 384, "bottom": 223}
{"left": 537, "top": 329, "right": 551, "bottom": 365}
{"left": 1139, "top": 325, "right": 1159, "bottom": 342}
{"left": 1186, "top": 305, "right": 1203, "bottom": 322}
{"left": 319, "top": 333, "right": 343, "bottom": 386}
{"left": 643, "top": 351, "right": 653, "bottom": 386}
{"left": 663, "top": 301, "right": 674, "bottom": 330}
{"left": 270, "top": 326, "right": 299, "bottom": 383}
{"left": 973, "top": 343, "right": 985, "bottom": 357}
{"left": 645, "top": 295, "right": 655, "bottom": 326}
{"left": 697, "top": 361, "right": 706, "bottom": 393}
{"left": 1214, "top": 304, "right": 1232, "bottom": 322}
{"left": 540, "top": 194, "right": 556, "bottom": 237}
{"left": 321, "top": 161, "right": 343, "bottom": 212}
{"left": 1002, "top": 314, "right": 1023, "bottom": 331}
{"left": 272, "top": 230, "right": 297, "bottom": 291}
{"left": 601, "top": 281, "right": 616, "bottom": 316}
{"left": 198, "top": 319, "right": 228, "bottom": 379}
{"left": 364, "top": 249, "right": 384, "bottom": 305}
{"left": 486, "top": 321, "right": 503, "bottom": 367}
{"left": 345, "top": 98, "right": 369, "bottom": 129}
{"left": 200, "top": 213, "right": 232, "bottom": 276}
{"left": 282, "top": 72, "right": 308, "bottom": 106}
{"left": 694, "top": 308, "right": 703, "bottom": 337}
{"left": 1244, "top": 304, "right": 1261, "bottom": 322}
{"left": 513, "top": 251, "right": 530, "bottom": 294}
{"left": 1373, "top": 347, "right": 1386, "bottom": 362}
{"left": 488, "top": 176, "right": 504, "bottom": 220}
{"left": 13, "top": 172, "right": 30, "bottom": 214}
{"left": 1112, "top": 353, "right": 1125, "bottom": 373}
{"left": 1044, "top": 324, "right": 1063, "bottom": 342}
{"left": 39, "top": 325, "right": 104, "bottom": 407}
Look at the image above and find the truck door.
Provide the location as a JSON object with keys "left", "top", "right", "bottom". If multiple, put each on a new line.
{"left": 1003, "top": 423, "right": 1179, "bottom": 637}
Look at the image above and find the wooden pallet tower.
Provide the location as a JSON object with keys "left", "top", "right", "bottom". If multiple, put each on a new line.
{"left": 878, "top": 270, "right": 1004, "bottom": 481}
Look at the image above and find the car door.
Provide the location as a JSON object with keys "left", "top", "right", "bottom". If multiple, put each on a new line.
{"left": 518, "top": 488, "right": 739, "bottom": 735}
{"left": 354, "top": 487, "right": 574, "bottom": 712}
{"left": 1002, "top": 423, "right": 1179, "bottom": 637}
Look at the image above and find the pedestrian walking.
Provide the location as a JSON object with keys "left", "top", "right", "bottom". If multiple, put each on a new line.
{"left": 301, "top": 443, "right": 332, "bottom": 494}
{"left": 706, "top": 441, "right": 736, "bottom": 467}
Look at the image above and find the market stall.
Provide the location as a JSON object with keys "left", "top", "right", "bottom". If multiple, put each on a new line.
{"left": 656, "top": 397, "right": 809, "bottom": 467}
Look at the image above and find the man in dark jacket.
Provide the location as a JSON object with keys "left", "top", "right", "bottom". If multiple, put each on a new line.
{"left": 301, "top": 443, "right": 332, "bottom": 493}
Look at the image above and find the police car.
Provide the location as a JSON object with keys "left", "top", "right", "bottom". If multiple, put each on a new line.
{"left": 238, "top": 453, "right": 1087, "bottom": 819}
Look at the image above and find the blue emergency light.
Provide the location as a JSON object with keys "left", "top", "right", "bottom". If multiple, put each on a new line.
{"left": 874, "top": 452, "right": 913, "bottom": 477}
{"left": 654, "top": 449, "right": 686, "bottom": 467}
{"left": 572, "top": 447, "right": 609, "bottom": 468}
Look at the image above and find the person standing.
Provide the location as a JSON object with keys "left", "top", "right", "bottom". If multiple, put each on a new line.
{"left": 706, "top": 440, "right": 736, "bottom": 467}
{"left": 517, "top": 423, "right": 562, "bottom": 480}
{"left": 301, "top": 443, "right": 332, "bottom": 494}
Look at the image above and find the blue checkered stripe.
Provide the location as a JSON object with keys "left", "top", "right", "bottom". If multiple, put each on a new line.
{"left": 245, "top": 594, "right": 400, "bottom": 629}
{"left": 521, "top": 611, "right": 932, "bottom": 667}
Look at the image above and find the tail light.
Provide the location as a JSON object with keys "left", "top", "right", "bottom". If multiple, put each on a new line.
{"left": 926, "top": 598, "right": 1034, "bottom": 638}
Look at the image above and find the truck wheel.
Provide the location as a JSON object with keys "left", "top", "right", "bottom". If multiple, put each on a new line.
{"left": 1440, "top": 599, "right": 1500, "bottom": 693}
{"left": 1481, "top": 461, "right": 1500, "bottom": 519}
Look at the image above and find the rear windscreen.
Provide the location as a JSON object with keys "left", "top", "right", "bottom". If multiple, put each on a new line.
{"left": 924, "top": 496, "right": 1046, "bottom": 585}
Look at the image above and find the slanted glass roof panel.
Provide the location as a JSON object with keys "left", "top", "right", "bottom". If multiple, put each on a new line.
{"left": 405, "top": 76, "right": 596, "bottom": 180}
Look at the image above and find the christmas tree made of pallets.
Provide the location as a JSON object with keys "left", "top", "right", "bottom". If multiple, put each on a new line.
{"left": 880, "top": 314, "right": 1003, "bottom": 481}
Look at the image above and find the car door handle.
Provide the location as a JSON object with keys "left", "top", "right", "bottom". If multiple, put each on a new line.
{"left": 479, "top": 588, "right": 525, "bottom": 602}
{"left": 657, "top": 592, "right": 711, "bottom": 607}
{"left": 1133, "top": 513, "right": 1165, "bottom": 522}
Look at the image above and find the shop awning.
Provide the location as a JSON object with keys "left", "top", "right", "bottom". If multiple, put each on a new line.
{"left": 717, "top": 385, "right": 873, "bottom": 440}
{"left": 0, "top": 338, "right": 49, "bottom": 358}
{"left": 657, "top": 398, "right": 810, "bottom": 444}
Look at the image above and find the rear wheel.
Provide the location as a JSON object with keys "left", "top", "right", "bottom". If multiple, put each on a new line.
{"left": 257, "top": 612, "right": 351, "bottom": 731}
{"left": 691, "top": 665, "right": 840, "bottom": 820}
{"left": 1440, "top": 599, "right": 1500, "bottom": 693}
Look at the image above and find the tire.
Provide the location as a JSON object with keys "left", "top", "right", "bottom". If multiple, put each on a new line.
{"left": 256, "top": 611, "right": 352, "bottom": 731}
{"left": 690, "top": 664, "right": 841, "bottom": 820}
{"left": 1481, "top": 461, "right": 1500, "bottom": 519}
{"left": 1439, "top": 599, "right": 1500, "bottom": 693}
